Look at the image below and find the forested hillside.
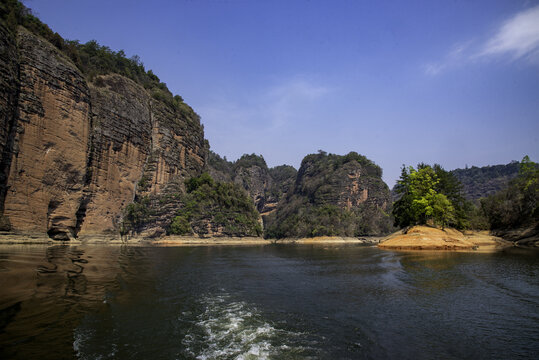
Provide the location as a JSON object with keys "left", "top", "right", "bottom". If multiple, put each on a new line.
{"left": 264, "top": 151, "right": 393, "bottom": 238}
{"left": 451, "top": 162, "right": 520, "bottom": 201}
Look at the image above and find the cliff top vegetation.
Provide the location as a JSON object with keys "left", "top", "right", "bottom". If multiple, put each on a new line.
{"left": 0, "top": 0, "right": 195, "bottom": 117}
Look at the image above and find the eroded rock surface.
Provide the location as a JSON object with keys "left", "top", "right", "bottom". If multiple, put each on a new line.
{"left": 3, "top": 28, "right": 90, "bottom": 239}
{"left": 0, "top": 27, "right": 208, "bottom": 240}
{"left": 78, "top": 75, "right": 152, "bottom": 236}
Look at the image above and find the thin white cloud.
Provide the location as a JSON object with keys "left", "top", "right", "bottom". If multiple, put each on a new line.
{"left": 479, "top": 5, "right": 539, "bottom": 60}
{"left": 423, "top": 41, "right": 472, "bottom": 76}
{"left": 197, "top": 77, "right": 332, "bottom": 164}
{"left": 265, "top": 79, "right": 330, "bottom": 129}
{"left": 423, "top": 63, "right": 445, "bottom": 76}
{"left": 200, "top": 78, "right": 331, "bottom": 132}
{"left": 424, "top": 5, "right": 539, "bottom": 76}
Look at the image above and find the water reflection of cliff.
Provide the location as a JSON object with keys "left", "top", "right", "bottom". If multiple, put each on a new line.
{"left": 0, "top": 244, "right": 150, "bottom": 360}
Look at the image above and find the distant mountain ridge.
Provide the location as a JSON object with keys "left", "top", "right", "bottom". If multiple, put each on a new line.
{"left": 450, "top": 162, "right": 520, "bottom": 201}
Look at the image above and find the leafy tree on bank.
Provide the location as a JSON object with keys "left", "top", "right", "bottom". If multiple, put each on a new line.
{"left": 393, "top": 165, "right": 464, "bottom": 229}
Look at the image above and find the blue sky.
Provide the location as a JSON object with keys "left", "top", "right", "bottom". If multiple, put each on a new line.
{"left": 24, "top": 0, "right": 539, "bottom": 186}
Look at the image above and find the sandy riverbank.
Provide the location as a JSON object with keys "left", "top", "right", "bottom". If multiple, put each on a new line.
{"left": 378, "top": 226, "right": 512, "bottom": 252}
{"left": 0, "top": 232, "right": 381, "bottom": 246}
{"left": 152, "top": 235, "right": 381, "bottom": 246}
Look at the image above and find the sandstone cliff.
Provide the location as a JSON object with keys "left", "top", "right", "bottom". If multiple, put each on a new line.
{"left": 2, "top": 27, "right": 91, "bottom": 239}
{"left": 0, "top": 23, "right": 20, "bottom": 229}
{"left": 0, "top": 25, "right": 207, "bottom": 239}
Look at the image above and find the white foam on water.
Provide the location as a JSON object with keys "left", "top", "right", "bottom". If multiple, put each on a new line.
{"left": 182, "top": 293, "right": 307, "bottom": 359}
{"left": 73, "top": 322, "right": 118, "bottom": 360}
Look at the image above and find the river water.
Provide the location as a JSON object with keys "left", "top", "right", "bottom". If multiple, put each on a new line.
{"left": 0, "top": 244, "right": 537, "bottom": 359}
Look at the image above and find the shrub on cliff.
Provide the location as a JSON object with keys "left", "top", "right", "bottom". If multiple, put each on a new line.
{"left": 122, "top": 196, "right": 152, "bottom": 234}
{"left": 168, "top": 215, "right": 191, "bottom": 235}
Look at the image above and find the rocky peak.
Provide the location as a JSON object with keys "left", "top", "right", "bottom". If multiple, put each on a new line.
{"left": 264, "top": 151, "right": 393, "bottom": 238}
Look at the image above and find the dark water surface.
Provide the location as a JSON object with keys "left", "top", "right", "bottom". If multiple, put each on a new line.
{"left": 0, "top": 244, "right": 538, "bottom": 359}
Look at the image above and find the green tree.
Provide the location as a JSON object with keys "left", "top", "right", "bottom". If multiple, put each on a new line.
{"left": 393, "top": 165, "right": 457, "bottom": 228}
{"left": 168, "top": 215, "right": 191, "bottom": 235}
{"left": 481, "top": 156, "right": 538, "bottom": 230}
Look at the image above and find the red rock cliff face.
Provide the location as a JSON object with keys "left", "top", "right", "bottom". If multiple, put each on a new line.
{"left": 3, "top": 28, "right": 90, "bottom": 239}
{"left": 77, "top": 75, "right": 152, "bottom": 237}
{"left": 0, "top": 23, "right": 20, "bottom": 226}
{"left": 0, "top": 27, "right": 207, "bottom": 239}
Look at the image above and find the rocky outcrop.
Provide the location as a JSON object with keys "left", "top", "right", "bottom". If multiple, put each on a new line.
{"left": 206, "top": 152, "right": 296, "bottom": 216}
{"left": 0, "top": 26, "right": 208, "bottom": 240}
{"left": 491, "top": 226, "right": 539, "bottom": 248}
{"left": 125, "top": 99, "right": 207, "bottom": 237}
{"left": 295, "top": 154, "right": 389, "bottom": 210}
{"left": 264, "top": 151, "right": 393, "bottom": 238}
{"left": 234, "top": 164, "right": 272, "bottom": 212}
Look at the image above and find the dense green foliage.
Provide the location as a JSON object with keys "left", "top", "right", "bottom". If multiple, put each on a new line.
{"left": 481, "top": 156, "right": 538, "bottom": 231}
{"left": 264, "top": 151, "right": 392, "bottom": 238}
{"left": 267, "top": 165, "right": 297, "bottom": 201}
{"left": 1, "top": 1, "right": 194, "bottom": 115}
{"left": 392, "top": 164, "right": 470, "bottom": 229}
{"left": 265, "top": 200, "right": 392, "bottom": 239}
{"left": 234, "top": 153, "right": 268, "bottom": 171}
{"left": 207, "top": 151, "right": 271, "bottom": 177}
{"left": 451, "top": 162, "right": 520, "bottom": 201}
{"left": 299, "top": 150, "right": 383, "bottom": 180}
{"left": 269, "top": 165, "right": 297, "bottom": 184}
{"left": 207, "top": 151, "right": 235, "bottom": 179}
{"left": 121, "top": 196, "right": 152, "bottom": 235}
{"left": 168, "top": 173, "right": 262, "bottom": 236}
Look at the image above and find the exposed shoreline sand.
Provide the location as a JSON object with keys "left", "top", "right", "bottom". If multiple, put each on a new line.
{"left": 0, "top": 233, "right": 382, "bottom": 247}
{"left": 378, "top": 226, "right": 513, "bottom": 252}
{"left": 0, "top": 228, "right": 515, "bottom": 252}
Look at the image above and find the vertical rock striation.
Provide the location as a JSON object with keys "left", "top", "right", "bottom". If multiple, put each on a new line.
{"left": 0, "top": 26, "right": 209, "bottom": 240}
{"left": 77, "top": 74, "right": 152, "bottom": 237}
{"left": 3, "top": 28, "right": 90, "bottom": 239}
{"left": 0, "top": 23, "right": 19, "bottom": 229}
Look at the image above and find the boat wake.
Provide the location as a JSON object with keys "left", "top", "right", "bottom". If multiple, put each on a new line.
{"left": 181, "top": 292, "right": 311, "bottom": 359}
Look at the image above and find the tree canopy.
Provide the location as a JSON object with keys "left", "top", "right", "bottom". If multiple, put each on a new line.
{"left": 392, "top": 164, "right": 467, "bottom": 229}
